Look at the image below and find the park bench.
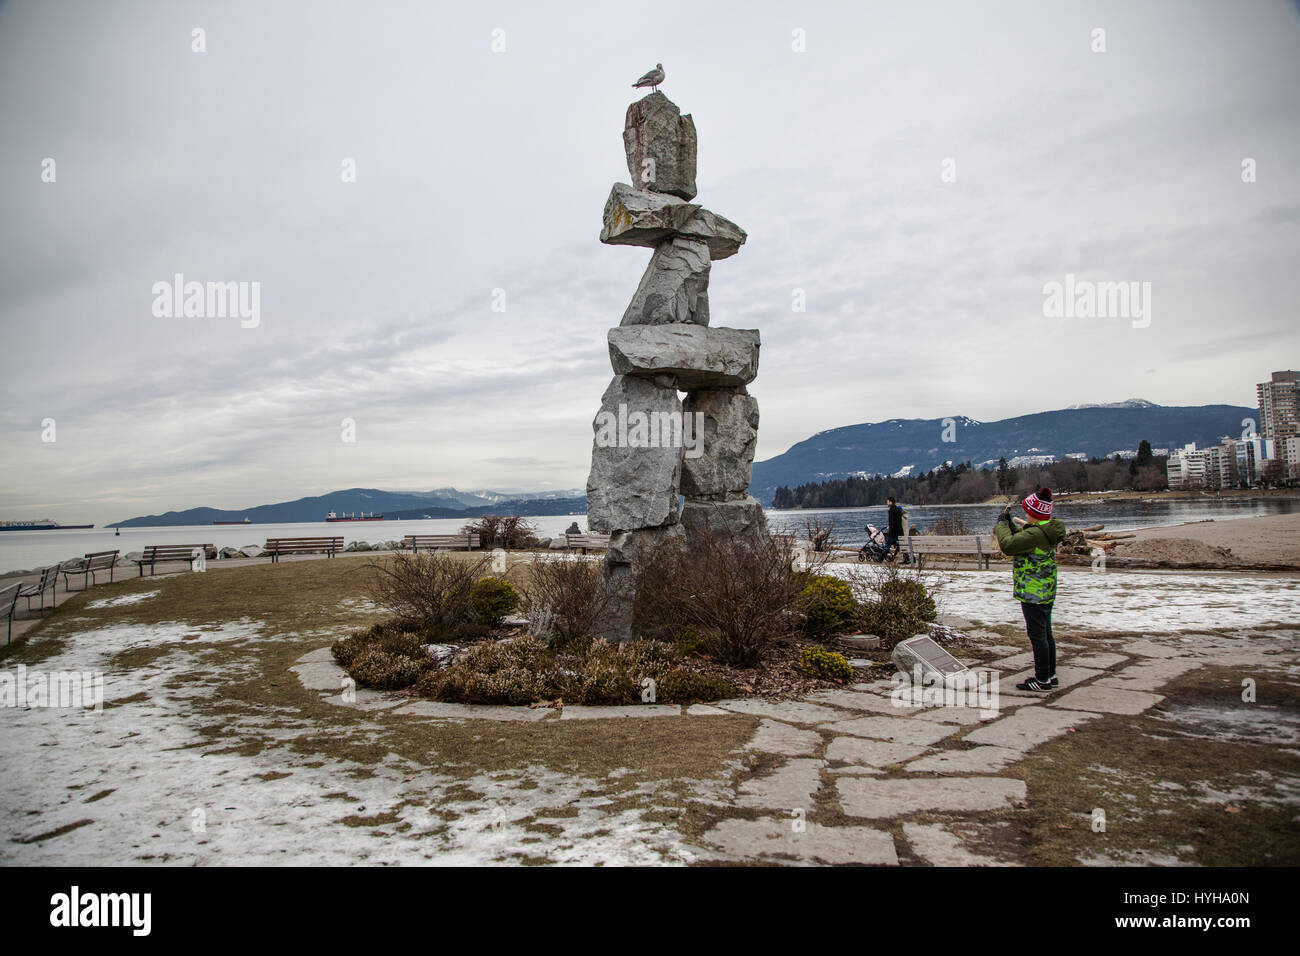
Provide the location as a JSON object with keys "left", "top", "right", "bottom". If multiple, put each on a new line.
{"left": 904, "top": 534, "right": 996, "bottom": 570}
{"left": 61, "top": 550, "right": 120, "bottom": 590}
{"left": 18, "top": 565, "right": 60, "bottom": 610}
{"left": 136, "top": 544, "right": 217, "bottom": 576}
{"left": 264, "top": 536, "right": 344, "bottom": 563}
{"left": 2, "top": 582, "right": 20, "bottom": 644}
{"left": 565, "top": 533, "right": 611, "bottom": 554}
{"left": 403, "top": 534, "right": 480, "bottom": 552}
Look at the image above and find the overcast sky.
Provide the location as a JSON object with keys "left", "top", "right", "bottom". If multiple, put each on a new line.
{"left": 2, "top": 0, "right": 1298, "bottom": 524}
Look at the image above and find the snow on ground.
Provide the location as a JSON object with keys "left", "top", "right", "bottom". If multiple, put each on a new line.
{"left": 828, "top": 566, "right": 1300, "bottom": 632}
{"left": 85, "top": 590, "right": 159, "bottom": 609}
{"left": 0, "top": 619, "right": 716, "bottom": 865}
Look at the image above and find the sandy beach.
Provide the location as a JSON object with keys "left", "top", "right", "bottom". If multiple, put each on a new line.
{"left": 1115, "top": 512, "right": 1300, "bottom": 568}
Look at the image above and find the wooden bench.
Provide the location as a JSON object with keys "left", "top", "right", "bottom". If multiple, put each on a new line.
{"left": 136, "top": 544, "right": 217, "bottom": 576}
{"left": 565, "top": 533, "right": 611, "bottom": 554}
{"left": 2, "top": 582, "right": 20, "bottom": 644}
{"left": 905, "top": 535, "right": 996, "bottom": 570}
{"left": 19, "top": 565, "right": 60, "bottom": 610}
{"left": 61, "top": 550, "right": 120, "bottom": 590}
{"left": 264, "top": 537, "right": 343, "bottom": 562}
{"left": 404, "top": 534, "right": 480, "bottom": 553}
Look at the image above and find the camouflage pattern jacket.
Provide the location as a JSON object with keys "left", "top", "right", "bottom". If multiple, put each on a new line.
{"left": 994, "top": 517, "right": 1067, "bottom": 604}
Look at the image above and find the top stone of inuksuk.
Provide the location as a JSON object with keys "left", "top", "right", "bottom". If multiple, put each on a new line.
{"left": 586, "top": 85, "right": 771, "bottom": 642}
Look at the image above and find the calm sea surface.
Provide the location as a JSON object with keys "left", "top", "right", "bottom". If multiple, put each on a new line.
{"left": 1, "top": 497, "right": 1295, "bottom": 574}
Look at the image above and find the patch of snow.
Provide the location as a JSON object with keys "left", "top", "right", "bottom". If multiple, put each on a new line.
{"left": 85, "top": 591, "right": 160, "bottom": 609}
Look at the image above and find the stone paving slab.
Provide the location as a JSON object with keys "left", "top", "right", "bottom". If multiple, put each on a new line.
{"left": 903, "top": 822, "right": 1010, "bottom": 866}
{"left": 821, "top": 715, "right": 962, "bottom": 746}
{"left": 1002, "top": 665, "right": 1104, "bottom": 692}
{"left": 910, "top": 704, "right": 1005, "bottom": 725}
{"left": 903, "top": 745, "right": 1023, "bottom": 775}
{"left": 1067, "top": 652, "right": 1130, "bottom": 669}
{"left": 702, "top": 817, "right": 899, "bottom": 865}
{"left": 1049, "top": 685, "right": 1165, "bottom": 716}
{"left": 392, "top": 701, "right": 554, "bottom": 721}
{"left": 1121, "top": 638, "right": 1192, "bottom": 658}
{"left": 744, "top": 719, "right": 824, "bottom": 757}
{"left": 805, "top": 689, "right": 922, "bottom": 715}
{"left": 717, "top": 698, "right": 852, "bottom": 724}
{"left": 296, "top": 647, "right": 337, "bottom": 664}
{"left": 825, "top": 736, "right": 931, "bottom": 767}
{"left": 560, "top": 704, "right": 681, "bottom": 720}
{"left": 963, "top": 706, "right": 1099, "bottom": 751}
{"left": 736, "top": 758, "right": 825, "bottom": 810}
{"left": 837, "top": 776, "right": 1027, "bottom": 818}
{"left": 291, "top": 661, "right": 348, "bottom": 692}
{"left": 1100, "top": 658, "right": 1202, "bottom": 690}
{"left": 321, "top": 690, "right": 405, "bottom": 711}
{"left": 990, "top": 652, "right": 1036, "bottom": 670}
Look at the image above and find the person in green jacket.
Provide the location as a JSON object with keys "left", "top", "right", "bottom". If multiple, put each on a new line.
{"left": 993, "top": 487, "right": 1067, "bottom": 691}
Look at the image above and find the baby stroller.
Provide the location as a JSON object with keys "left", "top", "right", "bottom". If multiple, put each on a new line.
{"left": 858, "top": 525, "right": 889, "bottom": 562}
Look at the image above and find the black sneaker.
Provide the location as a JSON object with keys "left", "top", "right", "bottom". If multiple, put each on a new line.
{"left": 1049, "top": 675, "right": 1060, "bottom": 687}
{"left": 1016, "top": 677, "right": 1054, "bottom": 691}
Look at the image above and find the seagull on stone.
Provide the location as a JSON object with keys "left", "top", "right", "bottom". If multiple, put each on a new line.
{"left": 632, "top": 63, "right": 665, "bottom": 93}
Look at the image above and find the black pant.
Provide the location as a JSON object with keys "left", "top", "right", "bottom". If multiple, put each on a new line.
{"left": 883, "top": 533, "right": 900, "bottom": 559}
{"left": 1021, "top": 601, "right": 1055, "bottom": 681}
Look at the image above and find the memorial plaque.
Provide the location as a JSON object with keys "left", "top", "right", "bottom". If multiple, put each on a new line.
{"left": 890, "top": 634, "right": 968, "bottom": 681}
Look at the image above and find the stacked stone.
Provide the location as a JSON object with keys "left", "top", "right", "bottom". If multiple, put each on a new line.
{"left": 586, "top": 92, "right": 770, "bottom": 641}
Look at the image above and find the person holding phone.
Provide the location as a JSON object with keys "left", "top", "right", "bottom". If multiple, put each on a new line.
{"left": 993, "top": 487, "right": 1066, "bottom": 691}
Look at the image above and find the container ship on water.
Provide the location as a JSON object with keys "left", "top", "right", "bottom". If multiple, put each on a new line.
{"left": 325, "top": 512, "right": 384, "bottom": 522}
{"left": 0, "top": 519, "right": 95, "bottom": 531}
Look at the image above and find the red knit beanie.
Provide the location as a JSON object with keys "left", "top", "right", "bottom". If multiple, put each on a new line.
{"left": 1022, "top": 487, "right": 1053, "bottom": 520}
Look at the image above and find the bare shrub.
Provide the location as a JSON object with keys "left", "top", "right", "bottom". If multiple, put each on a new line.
{"left": 843, "top": 563, "right": 944, "bottom": 649}
{"left": 365, "top": 552, "right": 490, "bottom": 639}
{"left": 521, "top": 557, "right": 612, "bottom": 649}
{"left": 928, "top": 513, "right": 971, "bottom": 535}
{"left": 632, "top": 530, "right": 805, "bottom": 668}
{"left": 802, "top": 515, "right": 836, "bottom": 552}
{"left": 460, "top": 514, "right": 540, "bottom": 550}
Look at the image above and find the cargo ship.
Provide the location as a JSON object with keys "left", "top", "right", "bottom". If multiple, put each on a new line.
{"left": 325, "top": 511, "right": 384, "bottom": 522}
{"left": 0, "top": 520, "right": 94, "bottom": 531}
{"left": 213, "top": 518, "right": 253, "bottom": 525}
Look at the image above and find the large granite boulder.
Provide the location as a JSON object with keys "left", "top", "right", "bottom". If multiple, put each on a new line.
{"left": 596, "top": 522, "right": 687, "bottom": 642}
{"left": 680, "top": 387, "right": 760, "bottom": 498}
{"left": 586, "top": 375, "right": 684, "bottom": 533}
{"left": 679, "top": 495, "right": 771, "bottom": 545}
{"left": 601, "top": 184, "right": 746, "bottom": 260}
{"left": 621, "top": 238, "right": 710, "bottom": 327}
{"left": 624, "top": 92, "right": 698, "bottom": 200}
{"left": 608, "top": 325, "right": 760, "bottom": 388}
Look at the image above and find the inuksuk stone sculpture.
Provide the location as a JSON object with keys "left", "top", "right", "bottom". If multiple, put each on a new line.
{"left": 587, "top": 90, "right": 770, "bottom": 641}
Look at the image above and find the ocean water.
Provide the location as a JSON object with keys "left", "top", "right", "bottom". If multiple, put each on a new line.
{"left": 1, "top": 497, "right": 1294, "bottom": 575}
{"left": 765, "top": 496, "right": 1299, "bottom": 549}
{"left": 0, "top": 515, "right": 585, "bottom": 575}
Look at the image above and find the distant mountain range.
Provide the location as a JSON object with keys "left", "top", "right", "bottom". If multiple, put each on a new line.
{"left": 749, "top": 400, "right": 1254, "bottom": 503}
{"left": 110, "top": 488, "right": 585, "bottom": 527}
{"left": 110, "top": 400, "right": 1256, "bottom": 525}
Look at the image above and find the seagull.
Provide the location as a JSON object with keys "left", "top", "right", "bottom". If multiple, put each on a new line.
{"left": 632, "top": 63, "right": 665, "bottom": 93}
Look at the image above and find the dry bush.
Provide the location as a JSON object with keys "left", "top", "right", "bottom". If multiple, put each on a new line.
{"left": 802, "top": 515, "right": 837, "bottom": 552}
{"left": 843, "top": 563, "right": 942, "bottom": 649}
{"left": 521, "top": 557, "right": 612, "bottom": 649}
{"left": 460, "top": 514, "right": 540, "bottom": 550}
{"left": 632, "top": 529, "right": 805, "bottom": 668}
{"left": 928, "top": 513, "right": 971, "bottom": 535}
{"left": 364, "top": 552, "right": 489, "bottom": 640}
